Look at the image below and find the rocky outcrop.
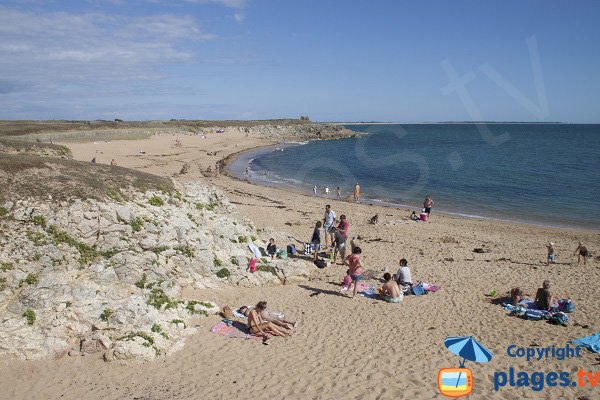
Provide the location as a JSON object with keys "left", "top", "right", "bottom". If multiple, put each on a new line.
{"left": 0, "top": 182, "right": 310, "bottom": 361}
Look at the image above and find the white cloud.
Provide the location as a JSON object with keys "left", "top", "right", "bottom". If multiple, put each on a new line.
{"left": 233, "top": 12, "right": 245, "bottom": 22}
{"left": 0, "top": 6, "right": 215, "bottom": 93}
{"left": 182, "top": 0, "right": 247, "bottom": 8}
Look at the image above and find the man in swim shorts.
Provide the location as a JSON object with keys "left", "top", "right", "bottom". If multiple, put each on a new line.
{"left": 380, "top": 272, "right": 402, "bottom": 303}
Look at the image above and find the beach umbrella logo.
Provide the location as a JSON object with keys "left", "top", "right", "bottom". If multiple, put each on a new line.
{"left": 438, "top": 336, "right": 494, "bottom": 397}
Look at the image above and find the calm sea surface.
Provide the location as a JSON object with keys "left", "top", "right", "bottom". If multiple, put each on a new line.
{"left": 230, "top": 124, "right": 600, "bottom": 231}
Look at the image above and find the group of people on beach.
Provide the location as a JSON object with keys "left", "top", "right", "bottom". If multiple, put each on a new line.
{"left": 545, "top": 240, "right": 592, "bottom": 265}
{"left": 313, "top": 182, "right": 362, "bottom": 202}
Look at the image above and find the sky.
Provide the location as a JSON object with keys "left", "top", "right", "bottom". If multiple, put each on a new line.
{"left": 0, "top": 0, "right": 599, "bottom": 122}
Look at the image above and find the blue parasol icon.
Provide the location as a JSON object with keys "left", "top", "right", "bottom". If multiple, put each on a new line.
{"left": 444, "top": 336, "right": 493, "bottom": 388}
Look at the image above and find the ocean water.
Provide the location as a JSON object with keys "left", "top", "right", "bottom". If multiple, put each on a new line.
{"left": 231, "top": 124, "right": 600, "bottom": 231}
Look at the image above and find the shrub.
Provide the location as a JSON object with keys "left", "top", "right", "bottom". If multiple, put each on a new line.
{"left": 148, "top": 196, "right": 164, "bottom": 206}
{"left": 130, "top": 217, "right": 144, "bottom": 232}
{"left": 119, "top": 331, "right": 154, "bottom": 347}
{"left": 153, "top": 245, "right": 169, "bottom": 255}
{"left": 101, "top": 248, "right": 119, "bottom": 259}
{"left": 100, "top": 308, "right": 113, "bottom": 322}
{"left": 135, "top": 273, "right": 148, "bottom": 289}
{"left": 237, "top": 236, "right": 247, "bottom": 243}
{"left": 216, "top": 268, "right": 230, "bottom": 279}
{"left": 147, "top": 288, "right": 180, "bottom": 310}
{"left": 230, "top": 256, "right": 239, "bottom": 266}
{"left": 213, "top": 257, "right": 222, "bottom": 267}
{"left": 32, "top": 215, "right": 47, "bottom": 228}
{"left": 47, "top": 225, "right": 99, "bottom": 265}
{"left": 174, "top": 245, "right": 194, "bottom": 258}
{"left": 171, "top": 319, "right": 186, "bottom": 328}
{"left": 151, "top": 323, "right": 162, "bottom": 333}
{"left": 0, "top": 277, "right": 6, "bottom": 291}
{"left": 19, "top": 273, "right": 38, "bottom": 287}
{"left": 0, "top": 262, "right": 14, "bottom": 272}
{"left": 0, "top": 207, "right": 8, "bottom": 217}
{"left": 23, "top": 309, "right": 35, "bottom": 325}
{"left": 186, "top": 300, "right": 210, "bottom": 315}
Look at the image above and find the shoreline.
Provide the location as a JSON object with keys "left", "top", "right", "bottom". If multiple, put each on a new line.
{"left": 223, "top": 140, "right": 600, "bottom": 234}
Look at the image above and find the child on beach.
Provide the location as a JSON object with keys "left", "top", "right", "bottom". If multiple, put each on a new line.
{"left": 535, "top": 280, "right": 554, "bottom": 311}
{"left": 574, "top": 241, "right": 590, "bottom": 265}
{"left": 311, "top": 221, "right": 322, "bottom": 261}
{"left": 344, "top": 246, "right": 364, "bottom": 298}
{"left": 395, "top": 258, "right": 413, "bottom": 288}
{"left": 546, "top": 242, "right": 556, "bottom": 265}
{"left": 267, "top": 238, "right": 277, "bottom": 260}
{"left": 379, "top": 272, "right": 403, "bottom": 303}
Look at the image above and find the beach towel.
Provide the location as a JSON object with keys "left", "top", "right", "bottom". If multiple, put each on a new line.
{"left": 232, "top": 306, "right": 285, "bottom": 320}
{"left": 572, "top": 333, "right": 600, "bottom": 353}
{"left": 422, "top": 282, "right": 441, "bottom": 293}
{"left": 210, "top": 320, "right": 261, "bottom": 340}
{"left": 502, "top": 300, "right": 553, "bottom": 320}
{"left": 358, "top": 285, "right": 379, "bottom": 299}
{"left": 248, "top": 243, "right": 262, "bottom": 258}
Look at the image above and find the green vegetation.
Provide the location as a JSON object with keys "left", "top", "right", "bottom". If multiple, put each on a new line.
{"left": 148, "top": 196, "right": 164, "bottom": 206}
{"left": 100, "top": 308, "right": 113, "bottom": 322}
{"left": 216, "top": 268, "right": 230, "bottom": 279}
{"left": 147, "top": 288, "right": 180, "bottom": 310}
{"left": 230, "top": 256, "right": 239, "bottom": 266}
{"left": 151, "top": 323, "right": 162, "bottom": 333}
{"left": 23, "top": 309, "right": 36, "bottom": 325}
{"left": 31, "top": 253, "right": 41, "bottom": 262}
{"left": 196, "top": 202, "right": 217, "bottom": 211}
{"left": 186, "top": 300, "right": 212, "bottom": 315}
{"left": 250, "top": 236, "right": 257, "bottom": 242}
{"left": 32, "top": 215, "right": 47, "bottom": 228}
{"left": 26, "top": 230, "right": 47, "bottom": 246}
{"left": 47, "top": 224, "right": 99, "bottom": 265}
{"left": 0, "top": 207, "right": 9, "bottom": 217}
{"left": 0, "top": 262, "right": 14, "bottom": 272}
{"left": 0, "top": 277, "right": 6, "bottom": 291}
{"left": 119, "top": 331, "right": 154, "bottom": 347}
{"left": 171, "top": 319, "right": 186, "bottom": 328}
{"left": 153, "top": 245, "right": 170, "bottom": 255}
{"left": 257, "top": 265, "right": 277, "bottom": 275}
{"left": 65, "top": 301, "right": 72, "bottom": 308}
{"left": 101, "top": 248, "right": 120, "bottom": 259}
{"left": 237, "top": 236, "right": 248, "bottom": 243}
{"left": 135, "top": 273, "right": 148, "bottom": 289}
{"left": 174, "top": 245, "right": 194, "bottom": 258}
{"left": 130, "top": 217, "right": 144, "bottom": 232}
{"left": 106, "top": 187, "right": 125, "bottom": 203}
{"left": 19, "top": 273, "right": 39, "bottom": 287}
{"left": 187, "top": 213, "right": 198, "bottom": 226}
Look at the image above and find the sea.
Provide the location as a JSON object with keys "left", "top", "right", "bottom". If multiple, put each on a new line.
{"left": 229, "top": 124, "right": 600, "bottom": 231}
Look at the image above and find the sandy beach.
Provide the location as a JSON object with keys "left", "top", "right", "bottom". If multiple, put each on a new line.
{"left": 1, "top": 129, "right": 599, "bottom": 400}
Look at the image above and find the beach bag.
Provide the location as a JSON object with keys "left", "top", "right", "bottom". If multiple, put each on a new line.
{"left": 559, "top": 299, "right": 575, "bottom": 313}
{"left": 303, "top": 243, "right": 313, "bottom": 254}
{"left": 314, "top": 258, "right": 328, "bottom": 269}
{"left": 248, "top": 258, "right": 257, "bottom": 273}
{"left": 411, "top": 283, "right": 426, "bottom": 296}
{"left": 287, "top": 244, "right": 297, "bottom": 255}
{"left": 551, "top": 312, "right": 569, "bottom": 326}
{"left": 276, "top": 249, "right": 288, "bottom": 259}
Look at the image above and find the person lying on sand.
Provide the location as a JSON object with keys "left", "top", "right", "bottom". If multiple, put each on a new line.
{"left": 247, "top": 301, "right": 291, "bottom": 341}
{"left": 240, "top": 303, "right": 296, "bottom": 330}
{"left": 379, "top": 273, "right": 402, "bottom": 303}
{"left": 510, "top": 287, "right": 525, "bottom": 305}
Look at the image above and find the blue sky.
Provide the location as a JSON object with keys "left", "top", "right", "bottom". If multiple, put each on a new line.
{"left": 0, "top": 0, "right": 599, "bottom": 122}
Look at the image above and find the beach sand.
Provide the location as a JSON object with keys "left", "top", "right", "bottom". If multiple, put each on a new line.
{"left": 1, "top": 130, "right": 599, "bottom": 399}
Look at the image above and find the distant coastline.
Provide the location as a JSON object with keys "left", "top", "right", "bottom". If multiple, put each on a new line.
{"left": 326, "top": 121, "right": 574, "bottom": 125}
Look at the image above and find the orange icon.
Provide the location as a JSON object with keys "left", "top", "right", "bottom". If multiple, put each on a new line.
{"left": 438, "top": 368, "right": 473, "bottom": 397}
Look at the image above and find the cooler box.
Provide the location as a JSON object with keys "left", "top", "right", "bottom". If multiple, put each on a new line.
{"left": 420, "top": 212, "right": 428, "bottom": 221}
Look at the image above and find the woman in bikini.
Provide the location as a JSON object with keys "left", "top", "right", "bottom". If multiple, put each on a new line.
{"left": 239, "top": 304, "right": 296, "bottom": 330}
{"left": 247, "top": 301, "right": 291, "bottom": 340}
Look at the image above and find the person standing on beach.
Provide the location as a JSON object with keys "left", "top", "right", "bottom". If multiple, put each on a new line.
{"left": 323, "top": 205, "right": 336, "bottom": 247}
{"left": 337, "top": 215, "right": 349, "bottom": 239}
{"left": 423, "top": 195, "right": 434, "bottom": 219}
{"left": 344, "top": 246, "right": 364, "bottom": 298}
{"left": 311, "top": 221, "right": 322, "bottom": 261}
{"left": 354, "top": 182, "right": 361, "bottom": 202}
{"left": 324, "top": 186, "right": 330, "bottom": 198}
{"left": 245, "top": 166, "right": 250, "bottom": 177}
{"left": 336, "top": 186, "right": 341, "bottom": 199}
{"left": 546, "top": 242, "right": 556, "bottom": 265}
{"left": 574, "top": 241, "right": 590, "bottom": 265}
{"left": 313, "top": 186, "right": 317, "bottom": 196}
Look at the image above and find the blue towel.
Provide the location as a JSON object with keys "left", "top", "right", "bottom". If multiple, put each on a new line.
{"left": 572, "top": 333, "right": 600, "bottom": 353}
